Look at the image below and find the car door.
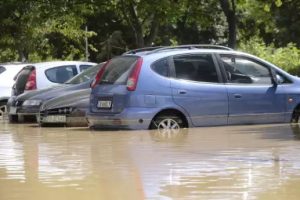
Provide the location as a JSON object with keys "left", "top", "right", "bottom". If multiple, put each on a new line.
{"left": 218, "top": 54, "right": 287, "bottom": 124}
{"left": 170, "top": 53, "right": 228, "bottom": 126}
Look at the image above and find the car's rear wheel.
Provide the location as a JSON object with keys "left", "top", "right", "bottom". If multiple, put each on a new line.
{"left": 150, "top": 114, "right": 185, "bottom": 130}
{"left": 0, "top": 101, "right": 7, "bottom": 117}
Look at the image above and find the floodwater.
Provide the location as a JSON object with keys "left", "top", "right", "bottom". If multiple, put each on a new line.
{"left": 1, "top": 121, "right": 300, "bottom": 200}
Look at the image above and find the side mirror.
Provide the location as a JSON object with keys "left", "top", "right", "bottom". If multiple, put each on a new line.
{"left": 276, "top": 74, "right": 285, "bottom": 84}
{"left": 270, "top": 69, "right": 283, "bottom": 86}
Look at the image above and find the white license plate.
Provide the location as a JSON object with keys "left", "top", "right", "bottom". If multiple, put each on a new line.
{"left": 97, "top": 100, "right": 112, "bottom": 108}
{"left": 43, "top": 115, "right": 66, "bottom": 123}
{"left": 9, "top": 107, "right": 17, "bottom": 114}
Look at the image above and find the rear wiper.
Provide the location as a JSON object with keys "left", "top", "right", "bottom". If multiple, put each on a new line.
{"left": 100, "top": 79, "right": 114, "bottom": 84}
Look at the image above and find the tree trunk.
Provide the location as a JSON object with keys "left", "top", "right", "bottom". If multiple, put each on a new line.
{"left": 121, "top": 0, "right": 144, "bottom": 48}
{"left": 220, "top": 0, "right": 237, "bottom": 49}
{"left": 18, "top": 48, "right": 28, "bottom": 62}
{"left": 145, "top": 14, "right": 160, "bottom": 46}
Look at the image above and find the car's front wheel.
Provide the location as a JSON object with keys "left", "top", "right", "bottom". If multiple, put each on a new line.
{"left": 0, "top": 101, "right": 7, "bottom": 117}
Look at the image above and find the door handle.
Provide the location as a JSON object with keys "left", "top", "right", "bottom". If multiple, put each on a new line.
{"left": 178, "top": 90, "right": 187, "bottom": 95}
{"left": 234, "top": 94, "right": 242, "bottom": 98}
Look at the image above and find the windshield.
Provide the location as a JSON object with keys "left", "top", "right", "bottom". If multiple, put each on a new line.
{"left": 99, "top": 56, "right": 139, "bottom": 85}
{"left": 66, "top": 63, "right": 104, "bottom": 84}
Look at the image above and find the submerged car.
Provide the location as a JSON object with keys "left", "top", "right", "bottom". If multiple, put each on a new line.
{"left": 12, "top": 61, "right": 95, "bottom": 96}
{"left": 8, "top": 63, "right": 103, "bottom": 122}
{"left": 38, "top": 88, "right": 90, "bottom": 127}
{"left": 86, "top": 45, "right": 300, "bottom": 131}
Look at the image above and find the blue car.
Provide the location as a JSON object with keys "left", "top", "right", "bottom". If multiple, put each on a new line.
{"left": 87, "top": 45, "right": 300, "bottom": 130}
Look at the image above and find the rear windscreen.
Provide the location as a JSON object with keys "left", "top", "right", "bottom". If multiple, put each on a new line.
{"left": 0, "top": 66, "right": 5, "bottom": 74}
{"left": 99, "top": 56, "right": 139, "bottom": 85}
{"left": 15, "top": 67, "right": 33, "bottom": 95}
{"left": 66, "top": 63, "right": 103, "bottom": 84}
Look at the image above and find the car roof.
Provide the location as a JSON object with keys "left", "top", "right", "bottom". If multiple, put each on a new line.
{"left": 126, "top": 48, "right": 242, "bottom": 61}
{"left": 29, "top": 61, "right": 96, "bottom": 69}
{"left": 1, "top": 63, "right": 31, "bottom": 68}
{"left": 123, "top": 45, "right": 237, "bottom": 59}
{"left": 0, "top": 63, "right": 32, "bottom": 73}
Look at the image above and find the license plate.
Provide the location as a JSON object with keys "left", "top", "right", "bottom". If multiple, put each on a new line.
{"left": 43, "top": 115, "right": 66, "bottom": 123}
{"left": 97, "top": 100, "right": 112, "bottom": 108}
{"left": 9, "top": 107, "right": 17, "bottom": 114}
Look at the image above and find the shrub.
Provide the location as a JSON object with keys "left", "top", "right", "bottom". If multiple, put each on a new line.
{"left": 239, "top": 37, "right": 300, "bottom": 76}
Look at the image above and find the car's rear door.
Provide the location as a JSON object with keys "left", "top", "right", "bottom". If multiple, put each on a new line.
{"left": 170, "top": 53, "right": 228, "bottom": 126}
{"left": 218, "top": 54, "right": 287, "bottom": 124}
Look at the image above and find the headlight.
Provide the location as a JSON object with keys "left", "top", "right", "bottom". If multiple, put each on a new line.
{"left": 22, "top": 100, "right": 42, "bottom": 106}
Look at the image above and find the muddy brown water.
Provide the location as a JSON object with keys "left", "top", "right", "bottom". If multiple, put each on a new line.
{"left": 1, "top": 121, "right": 300, "bottom": 200}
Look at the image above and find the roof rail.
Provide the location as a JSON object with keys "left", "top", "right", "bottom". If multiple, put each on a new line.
{"left": 123, "top": 46, "right": 166, "bottom": 55}
{"left": 148, "top": 44, "right": 233, "bottom": 54}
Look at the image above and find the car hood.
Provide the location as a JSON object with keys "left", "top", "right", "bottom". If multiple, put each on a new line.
{"left": 16, "top": 81, "right": 90, "bottom": 102}
{"left": 41, "top": 88, "right": 91, "bottom": 111}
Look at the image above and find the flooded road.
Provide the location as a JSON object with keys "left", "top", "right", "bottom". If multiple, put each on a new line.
{"left": 1, "top": 121, "right": 300, "bottom": 200}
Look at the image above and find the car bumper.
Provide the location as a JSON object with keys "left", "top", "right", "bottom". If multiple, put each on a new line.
{"left": 38, "top": 109, "right": 87, "bottom": 127}
{"left": 86, "top": 107, "right": 159, "bottom": 130}
{"left": 9, "top": 105, "right": 40, "bottom": 116}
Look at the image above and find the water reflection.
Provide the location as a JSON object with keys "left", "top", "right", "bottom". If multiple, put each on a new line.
{"left": 1, "top": 122, "right": 300, "bottom": 199}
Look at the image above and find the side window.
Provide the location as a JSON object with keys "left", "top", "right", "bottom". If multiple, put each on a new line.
{"left": 220, "top": 55, "right": 272, "bottom": 85}
{"left": 0, "top": 66, "right": 5, "bottom": 74}
{"left": 45, "top": 65, "right": 77, "bottom": 83}
{"left": 173, "top": 54, "right": 219, "bottom": 83}
{"left": 151, "top": 58, "right": 169, "bottom": 77}
{"left": 79, "top": 65, "right": 92, "bottom": 72}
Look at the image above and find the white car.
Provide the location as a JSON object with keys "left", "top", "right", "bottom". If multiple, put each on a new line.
{"left": 5, "top": 61, "right": 96, "bottom": 119}
{"left": 0, "top": 63, "right": 31, "bottom": 115}
{"left": 12, "top": 61, "right": 96, "bottom": 96}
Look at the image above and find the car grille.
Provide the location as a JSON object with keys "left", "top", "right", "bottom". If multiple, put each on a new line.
{"left": 40, "top": 107, "right": 73, "bottom": 116}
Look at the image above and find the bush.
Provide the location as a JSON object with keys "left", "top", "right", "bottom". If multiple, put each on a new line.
{"left": 239, "top": 37, "right": 300, "bottom": 76}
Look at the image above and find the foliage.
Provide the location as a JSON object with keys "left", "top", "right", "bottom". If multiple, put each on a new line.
{"left": 239, "top": 37, "right": 300, "bottom": 76}
{"left": 0, "top": 0, "right": 95, "bottom": 62}
{"left": 0, "top": 0, "right": 299, "bottom": 74}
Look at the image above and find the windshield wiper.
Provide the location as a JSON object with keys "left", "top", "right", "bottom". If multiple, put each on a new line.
{"left": 100, "top": 79, "right": 114, "bottom": 84}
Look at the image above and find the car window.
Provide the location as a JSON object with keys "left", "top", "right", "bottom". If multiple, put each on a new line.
{"left": 173, "top": 54, "right": 219, "bottom": 83}
{"left": 0, "top": 66, "right": 5, "bottom": 74}
{"left": 220, "top": 55, "right": 272, "bottom": 85}
{"left": 79, "top": 64, "right": 92, "bottom": 72}
{"left": 66, "top": 63, "right": 103, "bottom": 84}
{"left": 99, "top": 56, "right": 139, "bottom": 85}
{"left": 15, "top": 66, "right": 34, "bottom": 95}
{"left": 45, "top": 65, "right": 78, "bottom": 83}
{"left": 151, "top": 58, "right": 169, "bottom": 77}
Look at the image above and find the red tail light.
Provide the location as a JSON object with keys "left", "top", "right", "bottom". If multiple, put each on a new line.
{"left": 25, "top": 69, "right": 36, "bottom": 90}
{"left": 91, "top": 60, "right": 110, "bottom": 88}
{"left": 127, "top": 58, "right": 143, "bottom": 91}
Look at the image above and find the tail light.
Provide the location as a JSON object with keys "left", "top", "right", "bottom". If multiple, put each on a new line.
{"left": 25, "top": 69, "right": 36, "bottom": 90}
{"left": 91, "top": 60, "right": 110, "bottom": 88}
{"left": 127, "top": 58, "right": 143, "bottom": 91}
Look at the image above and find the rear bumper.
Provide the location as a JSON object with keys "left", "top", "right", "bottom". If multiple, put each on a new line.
{"left": 86, "top": 107, "right": 159, "bottom": 130}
